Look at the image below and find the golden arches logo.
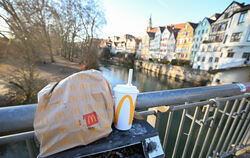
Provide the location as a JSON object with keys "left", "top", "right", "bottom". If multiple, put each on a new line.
{"left": 114, "top": 95, "right": 135, "bottom": 126}
{"left": 71, "top": 107, "right": 81, "bottom": 116}
{"left": 54, "top": 111, "right": 66, "bottom": 121}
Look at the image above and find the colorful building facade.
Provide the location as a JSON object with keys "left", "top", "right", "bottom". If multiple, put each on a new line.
{"left": 175, "top": 22, "right": 198, "bottom": 62}
{"left": 190, "top": 18, "right": 214, "bottom": 65}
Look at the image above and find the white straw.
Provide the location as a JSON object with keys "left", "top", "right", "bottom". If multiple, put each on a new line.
{"left": 128, "top": 69, "right": 133, "bottom": 86}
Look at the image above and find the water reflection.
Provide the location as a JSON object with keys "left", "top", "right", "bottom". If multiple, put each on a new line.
{"left": 100, "top": 64, "right": 196, "bottom": 92}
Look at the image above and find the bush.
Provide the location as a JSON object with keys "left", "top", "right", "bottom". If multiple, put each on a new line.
{"left": 162, "top": 60, "right": 170, "bottom": 65}
{"left": 171, "top": 59, "right": 178, "bottom": 65}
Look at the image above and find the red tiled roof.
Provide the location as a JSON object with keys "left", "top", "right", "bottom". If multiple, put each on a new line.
{"left": 171, "top": 23, "right": 186, "bottom": 29}
{"left": 149, "top": 27, "right": 158, "bottom": 33}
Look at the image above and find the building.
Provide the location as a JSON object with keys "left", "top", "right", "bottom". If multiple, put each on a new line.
{"left": 193, "top": 1, "right": 250, "bottom": 70}
{"left": 149, "top": 26, "right": 165, "bottom": 59}
{"left": 160, "top": 25, "right": 182, "bottom": 61}
{"left": 106, "top": 34, "right": 140, "bottom": 54}
{"left": 141, "top": 17, "right": 158, "bottom": 60}
{"left": 190, "top": 18, "right": 215, "bottom": 65}
{"left": 175, "top": 22, "right": 198, "bottom": 63}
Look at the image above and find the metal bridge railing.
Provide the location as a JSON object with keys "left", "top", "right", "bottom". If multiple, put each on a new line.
{"left": 0, "top": 83, "right": 249, "bottom": 158}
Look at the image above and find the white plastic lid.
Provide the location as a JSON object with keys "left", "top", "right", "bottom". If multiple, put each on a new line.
{"left": 113, "top": 84, "right": 139, "bottom": 94}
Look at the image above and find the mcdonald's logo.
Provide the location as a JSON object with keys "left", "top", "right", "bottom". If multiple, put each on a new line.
{"left": 69, "top": 84, "right": 76, "bottom": 91}
{"left": 69, "top": 96, "right": 78, "bottom": 103}
{"left": 77, "top": 132, "right": 87, "bottom": 142}
{"left": 56, "top": 88, "right": 63, "bottom": 95}
{"left": 71, "top": 107, "right": 81, "bottom": 116}
{"left": 60, "top": 138, "right": 71, "bottom": 147}
{"left": 80, "top": 84, "right": 87, "bottom": 90}
{"left": 84, "top": 112, "right": 98, "bottom": 127}
{"left": 84, "top": 104, "right": 91, "bottom": 113}
{"left": 38, "top": 104, "right": 49, "bottom": 113}
{"left": 40, "top": 116, "right": 48, "bottom": 125}
{"left": 114, "top": 95, "right": 135, "bottom": 126}
{"left": 57, "top": 126, "right": 68, "bottom": 135}
{"left": 73, "top": 120, "right": 84, "bottom": 129}
{"left": 54, "top": 111, "right": 66, "bottom": 121}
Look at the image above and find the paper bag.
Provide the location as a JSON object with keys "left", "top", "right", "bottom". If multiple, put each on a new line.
{"left": 34, "top": 70, "right": 114, "bottom": 157}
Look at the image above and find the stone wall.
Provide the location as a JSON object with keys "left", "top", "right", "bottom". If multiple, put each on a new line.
{"left": 134, "top": 60, "right": 213, "bottom": 84}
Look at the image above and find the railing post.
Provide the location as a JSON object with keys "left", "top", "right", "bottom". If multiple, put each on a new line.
{"left": 163, "top": 107, "right": 173, "bottom": 151}
{"left": 182, "top": 106, "right": 199, "bottom": 158}
{"left": 172, "top": 103, "right": 187, "bottom": 158}
{"left": 220, "top": 98, "right": 247, "bottom": 155}
{"left": 226, "top": 102, "right": 250, "bottom": 152}
{"left": 199, "top": 99, "right": 219, "bottom": 158}
{"left": 26, "top": 138, "right": 37, "bottom": 158}
{"left": 213, "top": 99, "right": 240, "bottom": 158}
{"left": 206, "top": 100, "right": 231, "bottom": 158}
{"left": 234, "top": 112, "right": 250, "bottom": 149}
{"left": 190, "top": 103, "right": 211, "bottom": 158}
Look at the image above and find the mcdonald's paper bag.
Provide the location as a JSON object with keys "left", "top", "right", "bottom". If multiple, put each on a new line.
{"left": 34, "top": 70, "right": 114, "bottom": 157}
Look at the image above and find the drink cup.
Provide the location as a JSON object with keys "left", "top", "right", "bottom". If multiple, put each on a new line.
{"left": 113, "top": 69, "right": 139, "bottom": 130}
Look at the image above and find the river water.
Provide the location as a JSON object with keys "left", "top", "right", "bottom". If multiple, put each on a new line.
{"left": 100, "top": 63, "right": 198, "bottom": 92}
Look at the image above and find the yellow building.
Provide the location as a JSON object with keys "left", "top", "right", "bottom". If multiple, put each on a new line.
{"left": 176, "top": 22, "right": 198, "bottom": 62}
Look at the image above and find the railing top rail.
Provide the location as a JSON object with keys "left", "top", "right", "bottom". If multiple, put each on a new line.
{"left": 0, "top": 82, "right": 249, "bottom": 135}
{"left": 136, "top": 82, "right": 250, "bottom": 110}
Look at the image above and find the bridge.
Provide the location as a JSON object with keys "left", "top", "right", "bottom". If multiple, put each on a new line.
{"left": 0, "top": 83, "right": 249, "bottom": 157}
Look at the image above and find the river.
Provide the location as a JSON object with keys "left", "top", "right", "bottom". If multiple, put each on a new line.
{"left": 100, "top": 63, "right": 198, "bottom": 92}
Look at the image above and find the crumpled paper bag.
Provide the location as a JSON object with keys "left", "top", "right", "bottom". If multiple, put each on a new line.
{"left": 33, "top": 70, "right": 114, "bottom": 157}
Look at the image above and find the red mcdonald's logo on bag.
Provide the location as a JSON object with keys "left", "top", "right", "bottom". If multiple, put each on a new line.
{"left": 84, "top": 112, "right": 98, "bottom": 127}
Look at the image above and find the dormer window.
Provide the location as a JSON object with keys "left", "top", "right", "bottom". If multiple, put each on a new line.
{"left": 238, "top": 11, "right": 247, "bottom": 24}
{"left": 224, "top": 13, "right": 229, "bottom": 19}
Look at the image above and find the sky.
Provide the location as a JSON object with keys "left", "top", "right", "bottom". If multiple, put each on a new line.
{"left": 101, "top": 0, "right": 249, "bottom": 38}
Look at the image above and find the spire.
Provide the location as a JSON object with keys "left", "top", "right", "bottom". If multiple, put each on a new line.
{"left": 147, "top": 15, "right": 152, "bottom": 32}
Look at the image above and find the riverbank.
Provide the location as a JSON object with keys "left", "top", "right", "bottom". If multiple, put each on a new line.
{"left": 134, "top": 60, "right": 213, "bottom": 85}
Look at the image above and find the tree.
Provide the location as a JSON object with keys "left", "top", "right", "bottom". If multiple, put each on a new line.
{"left": 0, "top": 0, "right": 106, "bottom": 103}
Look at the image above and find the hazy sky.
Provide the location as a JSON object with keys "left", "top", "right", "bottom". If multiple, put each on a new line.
{"left": 101, "top": 0, "right": 249, "bottom": 38}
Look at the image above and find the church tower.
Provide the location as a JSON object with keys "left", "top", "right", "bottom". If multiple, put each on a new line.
{"left": 146, "top": 16, "right": 152, "bottom": 32}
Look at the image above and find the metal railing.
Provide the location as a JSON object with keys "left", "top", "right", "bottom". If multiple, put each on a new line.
{"left": 0, "top": 83, "right": 249, "bottom": 158}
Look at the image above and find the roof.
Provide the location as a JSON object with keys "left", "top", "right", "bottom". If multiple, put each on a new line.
{"left": 159, "top": 26, "right": 165, "bottom": 33}
{"left": 147, "top": 32, "right": 155, "bottom": 38}
{"left": 188, "top": 22, "right": 198, "bottom": 29}
{"left": 216, "top": 1, "right": 245, "bottom": 21}
{"left": 168, "top": 23, "right": 186, "bottom": 29}
{"left": 165, "top": 26, "right": 181, "bottom": 39}
{"left": 207, "top": 18, "right": 215, "bottom": 24}
{"left": 210, "top": 13, "right": 221, "bottom": 20}
{"left": 230, "top": 4, "right": 250, "bottom": 17}
{"left": 148, "top": 27, "right": 158, "bottom": 33}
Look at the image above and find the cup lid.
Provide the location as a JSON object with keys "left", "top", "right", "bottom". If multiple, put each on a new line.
{"left": 113, "top": 84, "right": 139, "bottom": 94}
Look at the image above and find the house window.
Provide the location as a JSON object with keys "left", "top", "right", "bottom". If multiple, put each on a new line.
{"left": 202, "top": 30, "right": 204, "bottom": 34}
{"left": 238, "top": 11, "right": 247, "bottom": 24}
{"left": 247, "top": 33, "right": 250, "bottom": 42}
{"left": 220, "top": 23, "right": 227, "bottom": 31}
{"left": 197, "top": 56, "right": 201, "bottom": 61}
{"left": 242, "top": 52, "right": 250, "bottom": 58}
{"left": 215, "top": 57, "right": 219, "bottom": 63}
{"left": 230, "top": 32, "right": 242, "bottom": 42}
{"left": 227, "top": 52, "right": 234, "bottom": 58}
{"left": 220, "top": 52, "right": 223, "bottom": 57}
{"left": 224, "top": 13, "right": 229, "bottom": 19}
{"left": 223, "top": 35, "right": 228, "bottom": 44}
{"left": 209, "top": 57, "right": 213, "bottom": 62}
{"left": 202, "top": 57, "right": 206, "bottom": 62}
{"left": 198, "top": 31, "right": 200, "bottom": 35}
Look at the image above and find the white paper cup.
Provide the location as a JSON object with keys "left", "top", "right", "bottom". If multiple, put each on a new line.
{"left": 113, "top": 84, "right": 139, "bottom": 130}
